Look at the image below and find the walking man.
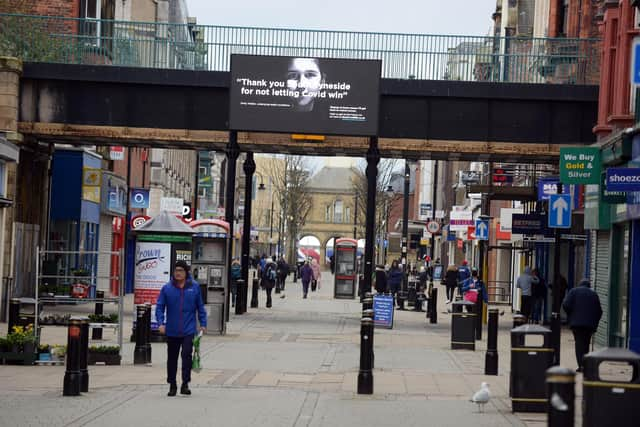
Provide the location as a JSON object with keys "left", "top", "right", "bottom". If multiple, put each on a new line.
{"left": 563, "top": 279, "right": 602, "bottom": 372}
{"left": 263, "top": 256, "right": 278, "bottom": 307}
{"left": 516, "top": 266, "right": 539, "bottom": 320}
{"left": 156, "top": 260, "right": 207, "bottom": 396}
{"left": 300, "top": 260, "right": 314, "bottom": 298}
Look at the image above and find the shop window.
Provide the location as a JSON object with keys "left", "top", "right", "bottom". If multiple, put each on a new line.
{"left": 345, "top": 207, "right": 351, "bottom": 223}
{"left": 334, "top": 200, "right": 343, "bottom": 223}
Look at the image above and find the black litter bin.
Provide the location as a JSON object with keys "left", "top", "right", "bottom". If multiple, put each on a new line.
{"left": 200, "top": 283, "right": 208, "bottom": 305}
{"left": 407, "top": 280, "right": 417, "bottom": 307}
{"left": 8, "top": 298, "right": 39, "bottom": 333}
{"left": 451, "top": 300, "right": 476, "bottom": 350}
{"left": 510, "top": 324, "right": 553, "bottom": 412}
{"left": 582, "top": 347, "right": 640, "bottom": 427}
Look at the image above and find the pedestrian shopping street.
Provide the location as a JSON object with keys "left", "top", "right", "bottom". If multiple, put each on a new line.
{"left": 0, "top": 272, "right": 588, "bottom": 427}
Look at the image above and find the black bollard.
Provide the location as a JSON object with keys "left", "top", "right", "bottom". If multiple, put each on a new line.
{"left": 240, "top": 279, "right": 248, "bottom": 313}
{"left": 550, "top": 312, "right": 561, "bottom": 366}
{"left": 357, "top": 316, "right": 374, "bottom": 394}
{"left": 235, "top": 280, "right": 245, "bottom": 315}
{"left": 546, "top": 366, "right": 575, "bottom": 427}
{"left": 79, "top": 317, "right": 89, "bottom": 392}
{"left": 144, "top": 303, "right": 152, "bottom": 364}
{"left": 429, "top": 287, "right": 438, "bottom": 324}
{"left": 362, "top": 308, "right": 375, "bottom": 369}
{"left": 133, "top": 305, "right": 146, "bottom": 365}
{"left": 397, "top": 293, "right": 406, "bottom": 310}
{"left": 362, "top": 295, "right": 373, "bottom": 312}
{"left": 485, "top": 308, "right": 499, "bottom": 375}
{"left": 63, "top": 318, "right": 82, "bottom": 396}
{"left": 414, "top": 293, "right": 424, "bottom": 312}
{"left": 475, "top": 296, "right": 483, "bottom": 340}
{"left": 251, "top": 277, "right": 259, "bottom": 308}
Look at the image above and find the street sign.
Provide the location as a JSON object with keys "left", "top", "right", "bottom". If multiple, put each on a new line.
{"left": 549, "top": 194, "right": 572, "bottom": 228}
{"left": 537, "top": 177, "right": 570, "bottom": 201}
{"left": 474, "top": 219, "right": 489, "bottom": 240}
{"left": 559, "top": 147, "right": 601, "bottom": 184}
{"left": 131, "top": 215, "right": 151, "bottom": 229}
{"left": 435, "top": 210, "right": 445, "bottom": 219}
{"left": 160, "top": 197, "right": 184, "bottom": 214}
{"left": 605, "top": 167, "right": 640, "bottom": 192}
{"left": 426, "top": 220, "right": 440, "bottom": 234}
{"left": 632, "top": 37, "right": 640, "bottom": 86}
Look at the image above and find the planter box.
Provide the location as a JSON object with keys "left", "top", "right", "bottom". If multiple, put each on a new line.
{"left": 88, "top": 352, "right": 121, "bottom": 365}
{"left": 0, "top": 351, "right": 36, "bottom": 365}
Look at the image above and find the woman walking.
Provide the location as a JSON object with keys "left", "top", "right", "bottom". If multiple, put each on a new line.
{"left": 387, "top": 260, "right": 403, "bottom": 306}
{"left": 310, "top": 258, "right": 321, "bottom": 292}
{"left": 444, "top": 264, "right": 458, "bottom": 304}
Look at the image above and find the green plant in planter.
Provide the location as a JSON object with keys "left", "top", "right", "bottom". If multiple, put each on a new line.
{"left": 6, "top": 324, "right": 36, "bottom": 352}
{"left": 0, "top": 336, "right": 8, "bottom": 352}
{"left": 89, "top": 345, "right": 120, "bottom": 355}
{"left": 38, "top": 344, "right": 51, "bottom": 354}
{"left": 51, "top": 344, "right": 66, "bottom": 360}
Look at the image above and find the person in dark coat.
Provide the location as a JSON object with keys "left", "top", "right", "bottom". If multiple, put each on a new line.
{"left": 562, "top": 279, "right": 603, "bottom": 372}
{"left": 444, "top": 264, "right": 458, "bottom": 304}
{"left": 276, "top": 256, "right": 290, "bottom": 293}
{"left": 374, "top": 264, "right": 388, "bottom": 294}
{"left": 552, "top": 273, "right": 569, "bottom": 313}
{"left": 387, "top": 260, "right": 403, "bottom": 305}
{"left": 300, "top": 261, "right": 314, "bottom": 298}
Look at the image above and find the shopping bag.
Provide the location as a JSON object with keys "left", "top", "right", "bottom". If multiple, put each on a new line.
{"left": 192, "top": 331, "right": 203, "bottom": 373}
{"left": 464, "top": 290, "right": 478, "bottom": 304}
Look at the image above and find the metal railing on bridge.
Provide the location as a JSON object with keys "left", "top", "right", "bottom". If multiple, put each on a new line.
{"left": 0, "top": 13, "right": 600, "bottom": 84}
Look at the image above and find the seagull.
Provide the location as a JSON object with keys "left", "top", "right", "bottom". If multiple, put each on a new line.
{"left": 471, "top": 382, "right": 491, "bottom": 413}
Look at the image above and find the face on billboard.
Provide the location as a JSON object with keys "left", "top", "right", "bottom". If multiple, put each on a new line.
{"left": 286, "top": 58, "right": 324, "bottom": 112}
{"left": 229, "top": 55, "right": 381, "bottom": 136}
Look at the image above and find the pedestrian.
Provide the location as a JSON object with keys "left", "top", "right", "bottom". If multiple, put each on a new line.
{"left": 374, "top": 264, "right": 387, "bottom": 294}
{"left": 258, "top": 253, "right": 267, "bottom": 289}
{"left": 387, "top": 260, "right": 403, "bottom": 306}
{"left": 418, "top": 266, "right": 428, "bottom": 293}
{"left": 310, "top": 258, "right": 321, "bottom": 291}
{"left": 300, "top": 260, "right": 314, "bottom": 298}
{"left": 461, "top": 268, "right": 488, "bottom": 305}
{"left": 262, "top": 256, "right": 278, "bottom": 307}
{"left": 562, "top": 279, "right": 602, "bottom": 372}
{"left": 276, "top": 255, "right": 289, "bottom": 296}
{"left": 457, "top": 260, "right": 471, "bottom": 297}
{"left": 516, "top": 266, "right": 539, "bottom": 320}
{"left": 329, "top": 254, "right": 335, "bottom": 274}
{"left": 230, "top": 258, "right": 241, "bottom": 308}
{"left": 552, "top": 273, "right": 568, "bottom": 314}
{"left": 444, "top": 264, "right": 458, "bottom": 304}
{"left": 531, "top": 268, "right": 546, "bottom": 324}
{"left": 156, "top": 260, "right": 207, "bottom": 397}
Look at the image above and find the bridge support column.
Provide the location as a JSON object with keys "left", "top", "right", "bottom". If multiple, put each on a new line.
{"left": 225, "top": 132, "right": 240, "bottom": 325}
{"left": 0, "top": 57, "right": 21, "bottom": 137}
{"left": 363, "top": 137, "right": 379, "bottom": 305}
{"left": 240, "top": 152, "right": 256, "bottom": 314}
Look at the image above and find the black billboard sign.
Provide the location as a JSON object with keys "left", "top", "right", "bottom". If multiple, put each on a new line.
{"left": 229, "top": 55, "right": 381, "bottom": 136}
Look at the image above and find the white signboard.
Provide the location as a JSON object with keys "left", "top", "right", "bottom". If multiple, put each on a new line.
{"left": 134, "top": 242, "right": 171, "bottom": 329}
{"left": 449, "top": 210, "right": 473, "bottom": 231}
{"left": 499, "top": 208, "right": 524, "bottom": 232}
{"left": 160, "top": 197, "right": 184, "bottom": 214}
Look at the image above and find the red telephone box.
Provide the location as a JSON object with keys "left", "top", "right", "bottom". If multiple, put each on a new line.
{"left": 334, "top": 238, "right": 358, "bottom": 299}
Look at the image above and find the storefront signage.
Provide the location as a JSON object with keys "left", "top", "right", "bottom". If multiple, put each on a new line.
{"left": 492, "top": 168, "right": 513, "bottom": 184}
{"left": 160, "top": 197, "right": 183, "bottom": 214}
{"left": 605, "top": 167, "right": 640, "bottom": 192}
{"left": 559, "top": 147, "right": 601, "bottom": 184}
{"left": 537, "top": 177, "right": 570, "bottom": 201}
{"left": 373, "top": 294, "right": 394, "bottom": 329}
{"left": 449, "top": 210, "right": 473, "bottom": 231}
{"left": 511, "top": 213, "right": 549, "bottom": 235}
{"left": 229, "top": 55, "right": 381, "bottom": 136}
{"left": 109, "top": 146, "right": 125, "bottom": 161}
{"left": 601, "top": 172, "right": 626, "bottom": 204}
{"left": 134, "top": 242, "right": 171, "bottom": 329}
{"left": 101, "top": 173, "right": 127, "bottom": 216}
{"left": 130, "top": 188, "right": 150, "bottom": 209}
{"left": 131, "top": 215, "right": 151, "bottom": 229}
{"left": 82, "top": 167, "right": 101, "bottom": 204}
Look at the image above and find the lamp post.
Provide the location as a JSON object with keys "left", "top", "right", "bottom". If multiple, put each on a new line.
{"left": 353, "top": 191, "right": 358, "bottom": 239}
{"left": 402, "top": 160, "right": 411, "bottom": 290}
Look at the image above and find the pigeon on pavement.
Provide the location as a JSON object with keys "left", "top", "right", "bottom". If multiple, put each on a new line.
{"left": 470, "top": 382, "right": 491, "bottom": 413}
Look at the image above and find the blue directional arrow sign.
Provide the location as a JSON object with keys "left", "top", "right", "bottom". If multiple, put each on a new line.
{"left": 548, "top": 194, "right": 572, "bottom": 228}
{"left": 474, "top": 219, "right": 489, "bottom": 240}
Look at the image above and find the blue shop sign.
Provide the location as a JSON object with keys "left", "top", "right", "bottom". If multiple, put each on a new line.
{"left": 537, "top": 178, "right": 570, "bottom": 201}
{"left": 130, "top": 188, "right": 150, "bottom": 209}
{"left": 101, "top": 173, "right": 127, "bottom": 216}
{"left": 373, "top": 295, "right": 394, "bottom": 329}
{"left": 605, "top": 168, "right": 640, "bottom": 192}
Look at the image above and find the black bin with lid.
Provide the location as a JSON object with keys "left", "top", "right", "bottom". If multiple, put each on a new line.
{"left": 582, "top": 347, "right": 640, "bottom": 427}
{"left": 510, "top": 324, "right": 553, "bottom": 412}
{"left": 451, "top": 300, "right": 476, "bottom": 350}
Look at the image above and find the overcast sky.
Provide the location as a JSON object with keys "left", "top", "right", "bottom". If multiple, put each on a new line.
{"left": 186, "top": 0, "right": 496, "bottom": 36}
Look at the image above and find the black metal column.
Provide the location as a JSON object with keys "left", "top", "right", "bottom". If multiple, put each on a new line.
{"left": 401, "top": 160, "right": 410, "bottom": 296}
{"left": 429, "top": 160, "right": 438, "bottom": 292}
{"left": 92, "top": 290, "right": 104, "bottom": 340}
{"left": 551, "top": 184, "right": 562, "bottom": 365}
{"left": 485, "top": 308, "right": 499, "bottom": 375}
{"left": 79, "top": 317, "right": 89, "bottom": 393}
{"left": 241, "top": 152, "right": 256, "bottom": 314}
{"left": 546, "top": 366, "right": 575, "bottom": 427}
{"left": 63, "top": 318, "right": 82, "bottom": 396}
{"left": 362, "top": 137, "right": 380, "bottom": 307}
{"left": 133, "top": 305, "right": 146, "bottom": 365}
{"left": 225, "top": 132, "right": 240, "bottom": 323}
{"left": 357, "top": 315, "right": 374, "bottom": 394}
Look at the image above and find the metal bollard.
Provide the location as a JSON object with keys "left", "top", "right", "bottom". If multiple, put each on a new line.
{"left": 133, "top": 305, "right": 146, "bottom": 365}
{"left": 251, "top": 277, "right": 259, "bottom": 308}
{"left": 144, "top": 303, "right": 152, "bottom": 364}
{"left": 362, "top": 295, "right": 373, "bottom": 312}
{"left": 363, "top": 308, "right": 375, "bottom": 369}
{"left": 513, "top": 314, "right": 527, "bottom": 329}
{"left": 546, "top": 366, "right": 575, "bottom": 427}
{"left": 63, "top": 317, "right": 82, "bottom": 396}
{"left": 92, "top": 290, "right": 104, "bottom": 340}
{"left": 550, "top": 312, "right": 561, "bottom": 366}
{"left": 79, "top": 317, "right": 89, "bottom": 392}
{"left": 429, "top": 288, "right": 438, "bottom": 324}
{"left": 475, "top": 297, "right": 483, "bottom": 340}
{"left": 235, "top": 280, "right": 245, "bottom": 315}
{"left": 357, "top": 316, "right": 374, "bottom": 394}
{"left": 485, "top": 308, "right": 499, "bottom": 375}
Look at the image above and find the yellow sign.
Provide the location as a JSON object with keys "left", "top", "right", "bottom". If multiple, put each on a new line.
{"left": 420, "top": 238, "right": 430, "bottom": 246}
{"left": 82, "top": 186, "right": 100, "bottom": 203}
{"left": 83, "top": 168, "right": 101, "bottom": 186}
{"left": 291, "top": 134, "right": 325, "bottom": 141}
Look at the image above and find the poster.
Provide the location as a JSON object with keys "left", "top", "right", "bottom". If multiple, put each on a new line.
{"left": 373, "top": 295, "right": 394, "bottom": 329}
{"left": 229, "top": 55, "right": 381, "bottom": 136}
{"left": 134, "top": 242, "right": 171, "bottom": 329}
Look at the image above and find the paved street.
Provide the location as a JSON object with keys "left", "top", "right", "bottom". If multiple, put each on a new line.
{"left": 0, "top": 272, "right": 584, "bottom": 426}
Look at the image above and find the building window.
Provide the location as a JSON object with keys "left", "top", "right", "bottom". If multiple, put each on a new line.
{"left": 0, "top": 160, "right": 6, "bottom": 198}
{"left": 325, "top": 205, "right": 331, "bottom": 222}
{"left": 198, "top": 187, "right": 207, "bottom": 198}
{"left": 559, "top": 0, "right": 569, "bottom": 36}
{"left": 333, "top": 200, "right": 343, "bottom": 223}
{"left": 345, "top": 207, "right": 351, "bottom": 223}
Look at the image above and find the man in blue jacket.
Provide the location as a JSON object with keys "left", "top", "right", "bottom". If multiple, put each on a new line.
{"left": 562, "top": 279, "right": 602, "bottom": 373}
{"left": 156, "top": 260, "right": 207, "bottom": 396}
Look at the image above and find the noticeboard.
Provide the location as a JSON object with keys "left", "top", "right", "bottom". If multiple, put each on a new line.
{"left": 229, "top": 55, "right": 381, "bottom": 136}
{"left": 433, "top": 265, "right": 443, "bottom": 281}
{"left": 373, "top": 295, "right": 394, "bottom": 329}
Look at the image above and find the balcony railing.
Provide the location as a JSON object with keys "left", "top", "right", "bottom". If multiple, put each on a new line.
{"left": 0, "top": 13, "right": 601, "bottom": 84}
